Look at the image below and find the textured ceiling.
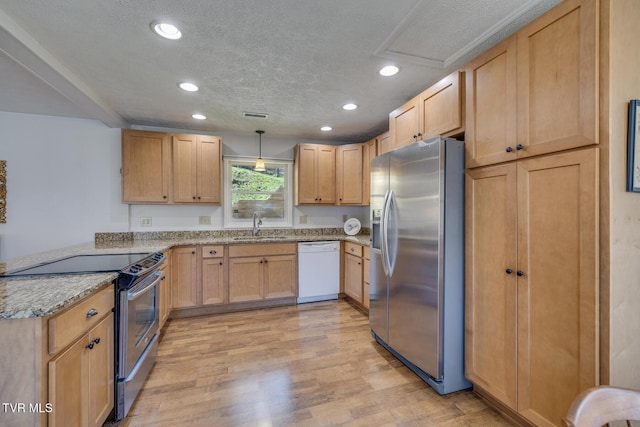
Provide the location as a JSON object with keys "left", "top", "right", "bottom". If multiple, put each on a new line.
{"left": 0, "top": 0, "right": 561, "bottom": 143}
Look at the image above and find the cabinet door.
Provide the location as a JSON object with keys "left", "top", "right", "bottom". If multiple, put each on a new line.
{"left": 121, "top": 130, "right": 171, "bottom": 203}
{"left": 202, "top": 258, "right": 225, "bottom": 305}
{"left": 389, "top": 95, "right": 420, "bottom": 148}
{"left": 316, "top": 145, "right": 336, "bottom": 204}
{"left": 87, "top": 313, "right": 114, "bottom": 427}
{"left": 197, "top": 135, "right": 222, "bottom": 204}
{"left": 516, "top": 0, "right": 597, "bottom": 158}
{"left": 516, "top": 148, "right": 598, "bottom": 426}
{"left": 465, "top": 163, "right": 518, "bottom": 410}
{"left": 263, "top": 254, "right": 297, "bottom": 299}
{"left": 228, "top": 257, "right": 263, "bottom": 303}
{"left": 336, "top": 143, "right": 363, "bottom": 205}
{"left": 172, "top": 247, "right": 199, "bottom": 308}
{"left": 159, "top": 261, "right": 171, "bottom": 328}
{"left": 48, "top": 334, "right": 88, "bottom": 427}
{"left": 363, "top": 138, "right": 377, "bottom": 205}
{"left": 344, "top": 253, "right": 363, "bottom": 302}
{"left": 377, "top": 131, "right": 393, "bottom": 155}
{"left": 295, "top": 144, "right": 319, "bottom": 204}
{"left": 172, "top": 134, "right": 199, "bottom": 203}
{"left": 465, "top": 36, "right": 517, "bottom": 168}
{"left": 419, "top": 70, "right": 464, "bottom": 139}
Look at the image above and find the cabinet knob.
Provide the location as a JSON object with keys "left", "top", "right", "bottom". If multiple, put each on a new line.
{"left": 505, "top": 146, "right": 513, "bottom": 153}
{"left": 163, "top": 195, "right": 167, "bottom": 199}
{"left": 198, "top": 196, "right": 201, "bottom": 200}
{"left": 517, "top": 270, "right": 525, "bottom": 277}
{"left": 417, "top": 132, "right": 422, "bottom": 138}
{"left": 86, "top": 342, "right": 94, "bottom": 350}
{"left": 210, "top": 250, "right": 217, "bottom": 255}
{"left": 505, "top": 268, "right": 513, "bottom": 275}
{"left": 191, "top": 251, "right": 196, "bottom": 255}
{"left": 516, "top": 144, "right": 524, "bottom": 150}
{"left": 93, "top": 337, "right": 101, "bottom": 345}
{"left": 219, "top": 262, "right": 223, "bottom": 265}
{"left": 260, "top": 260, "right": 263, "bottom": 264}
{"left": 86, "top": 308, "right": 98, "bottom": 318}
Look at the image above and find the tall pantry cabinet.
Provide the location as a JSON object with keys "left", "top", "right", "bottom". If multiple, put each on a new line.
{"left": 464, "top": 0, "right": 599, "bottom": 426}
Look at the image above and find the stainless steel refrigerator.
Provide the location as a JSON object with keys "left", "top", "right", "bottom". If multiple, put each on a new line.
{"left": 370, "top": 135, "right": 470, "bottom": 394}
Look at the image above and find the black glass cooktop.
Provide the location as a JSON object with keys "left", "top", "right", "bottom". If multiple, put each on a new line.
{"left": 1, "top": 253, "right": 151, "bottom": 278}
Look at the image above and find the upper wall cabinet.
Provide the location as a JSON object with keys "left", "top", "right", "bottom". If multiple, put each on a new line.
{"left": 336, "top": 143, "right": 364, "bottom": 205}
{"left": 122, "top": 130, "right": 171, "bottom": 203}
{"left": 465, "top": 36, "right": 518, "bottom": 168}
{"left": 465, "top": 0, "right": 598, "bottom": 168}
{"left": 294, "top": 144, "right": 336, "bottom": 205}
{"left": 516, "top": 0, "right": 597, "bottom": 159}
{"left": 377, "top": 131, "right": 392, "bottom": 155}
{"left": 121, "top": 129, "right": 222, "bottom": 204}
{"left": 389, "top": 70, "right": 464, "bottom": 151}
{"left": 172, "top": 134, "right": 221, "bottom": 204}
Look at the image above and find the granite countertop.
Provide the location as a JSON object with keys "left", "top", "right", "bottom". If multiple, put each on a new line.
{"left": 0, "top": 228, "right": 370, "bottom": 320}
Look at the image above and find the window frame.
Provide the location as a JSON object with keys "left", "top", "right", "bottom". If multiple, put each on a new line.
{"left": 223, "top": 156, "right": 293, "bottom": 229}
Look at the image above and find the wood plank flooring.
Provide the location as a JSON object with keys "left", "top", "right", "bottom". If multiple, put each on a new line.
{"left": 118, "top": 300, "right": 514, "bottom": 426}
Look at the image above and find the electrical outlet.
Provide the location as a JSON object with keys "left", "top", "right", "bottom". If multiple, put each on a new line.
{"left": 342, "top": 214, "right": 348, "bottom": 222}
{"left": 299, "top": 215, "right": 307, "bottom": 224}
{"left": 140, "top": 217, "right": 152, "bottom": 227}
{"left": 199, "top": 216, "right": 211, "bottom": 225}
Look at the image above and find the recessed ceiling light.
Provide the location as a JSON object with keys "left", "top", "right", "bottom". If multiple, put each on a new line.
{"left": 342, "top": 103, "right": 358, "bottom": 111}
{"left": 379, "top": 65, "right": 400, "bottom": 77}
{"left": 321, "top": 126, "right": 332, "bottom": 132}
{"left": 192, "top": 114, "right": 206, "bottom": 120}
{"left": 179, "top": 82, "right": 199, "bottom": 92}
{"left": 151, "top": 21, "right": 182, "bottom": 40}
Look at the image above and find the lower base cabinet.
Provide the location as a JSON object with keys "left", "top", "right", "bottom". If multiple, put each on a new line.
{"left": 228, "top": 244, "right": 297, "bottom": 303}
{"left": 48, "top": 312, "right": 114, "bottom": 427}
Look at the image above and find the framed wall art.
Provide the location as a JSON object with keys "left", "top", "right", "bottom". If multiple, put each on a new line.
{"left": 627, "top": 100, "right": 640, "bottom": 192}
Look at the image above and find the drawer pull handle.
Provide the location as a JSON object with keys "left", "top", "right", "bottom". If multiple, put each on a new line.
{"left": 210, "top": 250, "right": 217, "bottom": 255}
{"left": 86, "top": 308, "right": 98, "bottom": 318}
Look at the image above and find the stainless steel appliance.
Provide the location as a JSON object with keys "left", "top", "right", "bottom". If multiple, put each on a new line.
{"left": 115, "top": 252, "right": 164, "bottom": 420}
{"left": 370, "top": 135, "right": 470, "bottom": 394}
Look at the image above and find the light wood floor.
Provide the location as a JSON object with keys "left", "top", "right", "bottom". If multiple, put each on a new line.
{"left": 118, "top": 300, "right": 514, "bottom": 426}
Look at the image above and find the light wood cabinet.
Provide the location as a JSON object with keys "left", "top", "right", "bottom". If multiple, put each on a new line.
{"left": 228, "top": 243, "right": 297, "bottom": 303}
{"left": 465, "top": 35, "right": 517, "bottom": 168}
{"left": 171, "top": 246, "right": 198, "bottom": 309}
{"left": 388, "top": 70, "right": 464, "bottom": 150}
{"left": 418, "top": 70, "right": 464, "bottom": 139}
{"left": 363, "top": 137, "right": 377, "bottom": 205}
{"left": 294, "top": 144, "right": 336, "bottom": 205}
{"left": 121, "top": 130, "right": 171, "bottom": 203}
{"left": 516, "top": 0, "right": 597, "bottom": 159}
{"left": 201, "top": 245, "right": 225, "bottom": 306}
{"left": 159, "top": 251, "right": 172, "bottom": 329}
{"left": 343, "top": 242, "right": 365, "bottom": 305}
{"left": 465, "top": 148, "right": 598, "bottom": 426}
{"left": 363, "top": 246, "right": 370, "bottom": 309}
{"left": 336, "top": 143, "right": 364, "bottom": 205}
{"left": 389, "top": 95, "right": 420, "bottom": 149}
{"left": 465, "top": 0, "right": 597, "bottom": 168}
{"left": 48, "top": 311, "right": 114, "bottom": 427}
{"left": 121, "top": 129, "right": 222, "bottom": 204}
{"left": 172, "top": 134, "right": 221, "bottom": 204}
{"left": 377, "top": 131, "right": 393, "bottom": 155}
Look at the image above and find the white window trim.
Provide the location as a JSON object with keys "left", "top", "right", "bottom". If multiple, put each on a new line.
{"left": 223, "top": 156, "right": 293, "bottom": 229}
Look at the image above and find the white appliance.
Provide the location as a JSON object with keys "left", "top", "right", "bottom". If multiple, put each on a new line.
{"left": 297, "top": 241, "right": 340, "bottom": 303}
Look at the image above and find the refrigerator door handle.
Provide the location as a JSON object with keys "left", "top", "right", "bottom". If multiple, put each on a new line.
{"left": 380, "top": 189, "right": 390, "bottom": 277}
{"left": 386, "top": 190, "right": 398, "bottom": 277}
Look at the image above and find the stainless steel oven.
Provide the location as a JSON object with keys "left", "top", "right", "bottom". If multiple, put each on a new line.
{"left": 115, "top": 252, "right": 164, "bottom": 421}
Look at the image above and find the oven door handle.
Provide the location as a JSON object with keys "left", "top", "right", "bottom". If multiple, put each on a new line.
{"left": 128, "top": 271, "right": 162, "bottom": 300}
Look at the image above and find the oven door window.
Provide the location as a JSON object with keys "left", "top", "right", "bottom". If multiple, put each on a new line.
{"left": 131, "top": 286, "right": 157, "bottom": 347}
{"left": 125, "top": 271, "right": 160, "bottom": 374}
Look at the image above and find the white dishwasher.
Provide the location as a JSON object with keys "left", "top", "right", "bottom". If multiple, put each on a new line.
{"left": 297, "top": 241, "right": 340, "bottom": 303}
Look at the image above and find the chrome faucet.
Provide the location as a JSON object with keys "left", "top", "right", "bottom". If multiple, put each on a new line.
{"left": 252, "top": 211, "right": 262, "bottom": 236}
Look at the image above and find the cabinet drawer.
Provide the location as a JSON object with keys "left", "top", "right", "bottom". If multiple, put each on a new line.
{"left": 202, "top": 245, "right": 224, "bottom": 258}
{"left": 229, "top": 243, "right": 296, "bottom": 258}
{"left": 49, "top": 285, "right": 114, "bottom": 355}
{"left": 344, "top": 242, "right": 363, "bottom": 257}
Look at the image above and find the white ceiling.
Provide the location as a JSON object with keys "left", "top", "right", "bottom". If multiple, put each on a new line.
{"left": 0, "top": 0, "right": 562, "bottom": 143}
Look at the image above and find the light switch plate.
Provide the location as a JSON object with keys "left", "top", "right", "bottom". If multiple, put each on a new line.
{"left": 199, "top": 216, "right": 211, "bottom": 225}
{"left": 140, "top": 217, "right": 152, "bottom": 227}
{"left": 342, "top": 214, "right": 348, "bottom": 222}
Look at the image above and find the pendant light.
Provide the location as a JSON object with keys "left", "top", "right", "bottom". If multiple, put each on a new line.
{"left": 254, "top": 130, "right": 266, "bottom": 171}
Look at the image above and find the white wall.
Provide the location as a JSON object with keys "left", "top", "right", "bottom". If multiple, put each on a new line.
{"left": 0, "top": 114, "right": 368, "bottom": 261}
{"left": 0, "top": 111, "right": 127, "bottom": 260}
